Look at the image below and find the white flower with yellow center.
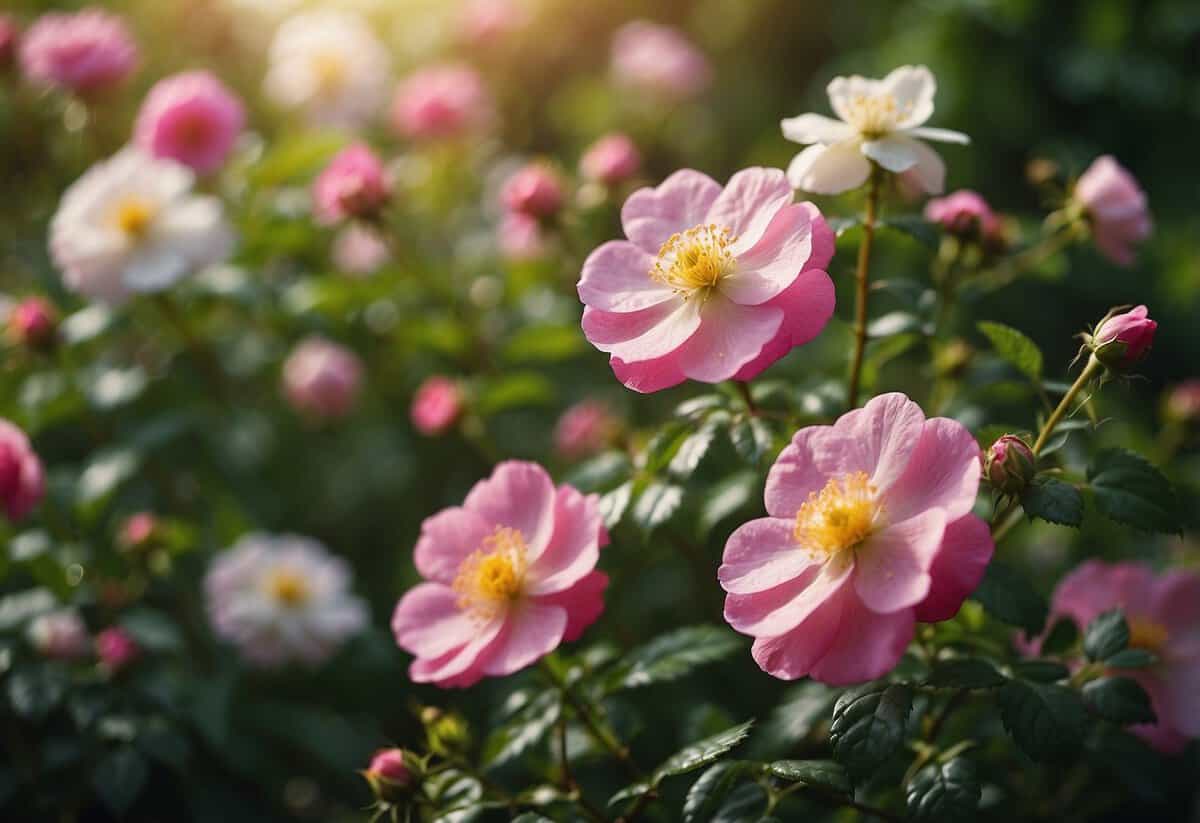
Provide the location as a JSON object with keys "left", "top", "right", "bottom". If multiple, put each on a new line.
{"left": 781, "top": 65, "right": 968, "bottom": 195}
{"left": 49, "top": 149, "right": 233, "bottom": 304}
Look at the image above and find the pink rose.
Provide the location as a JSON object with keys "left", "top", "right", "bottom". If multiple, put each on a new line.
{"left": 497, "top": 212, "right": 545, "bottom": 261}
{"left": 0, "top": 419, "right": 44, "bottom": 522}
{"left": 8, "top": 296, "right": 58, "bottom": 350}
{"left": 19, "top": 8, "right": 138, "bottom": 96}
{"left": 391, "top": 63, "right": 493, "bottom": 141}
{"left": 580, "top": 133, "right": 641, "bottom": 186}
{"left": 578, "top": 167, "right": 836, "bottom": 392}
{"left": 282, "top": 337, "right": 364, "bottom": 421}
{"left": 1074, "top": 156, "right": 1151, "bottom": 266}
{"left": 611, "top": 21, "right": 711, "bottom": 100}
{"left": 392, "top": 461, "right": 608, "bottom": 687}
{"left": 554, "top": 401, "right": 618, "bottom": 460}
{"left": 501, "top": 162, "right": 565, "bottom": 219}
{"left": 133, "top": 71, "right": 245, "bottom": 175}
{"left": 95, "top": 626, "right": 140, "bottom": 673}
{"left": 119, "top": 512, "right": 158, "bottom": 551}
{"left": 924, "top": 189, "right": 1001, "bottom": 241}
{"left": 719, "top": 393, "right": 993, "bottom": 684}
{"left": 984, "top": 434, "right": 1035, "bottom": 496}
{"left": 1091, "top": 305, "right": 1156, "bottom": 370}
{"left": 411, "top": 376, "right": 462, "bottom": 436}
{"left": 312, "top": 142, "right": 390, "bottom": 224}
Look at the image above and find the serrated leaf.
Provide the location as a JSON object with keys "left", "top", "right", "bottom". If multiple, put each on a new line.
{"left": 767, "top": 760, "right": 850, "bottom": 796}
{"left": 752, "top": 681, "right": 837, "bottom": 756}
{"left": 729, "top": 417, "right": 774, "bottom": 465}
{"left": 643, "top": 422, "right": 689, "bottom": 474}
{"left": 1082, "top": 676, "right": 1156, "bottom": 725}
{"left": 676, "top": 394, "right": 728, "bottom": 419}
{"left": 683, "top": 761, "right": 755, "bottom": 823}
{"left": 670, "top": 423, "right": 720, "bottom": 478}
{"left": 1083, "top": 609, "right": 1129, "bottom": 662}
{"left": 482, "top": 690, "right": 560, "bottom": 769}
{"left": 1041, "top": 618, "right": 1079, "bottom": 655}
{"left": 906, "top": 757, "right": 981, "bottom": 823}
{"left": 971, "top": 561, "right": 1048, "bottom": 636}
{"left": 653, "top": 720, "right": 755, "bottom": 783}
{"left": 978, "top": 321, "right": 1043, "bottom": 382}
{"left": 830, "top": 683, "right": 912, "bottom": 777}
{"left": 605, "top": 626, "right": 742, "bottom": 693}
{"left": 699, "top": 471, "right": 759, "bottom": 533}
{"left": 564, "top": 452, "right": 632, "bottom": 493}
{"left": 1008, "top": 660, "right": 1070, "bottom": 683}
{"left": 92, "top": 746, "right": 149, "bottom": 817}
{"left": 630, "top": 482, "right": 683, "bottom": 537}
{"left": 998, "top": 680, "right": 1086, "bottom": 760}
{"left": 1020, "top": 477, "right": 1083, "bottom": 526}
{"left": 607, "top": 781, "right": 652, "bottom": 808}
{"left": 925, "top": 658, "right": 1007, "bottom": 689}
{"left": 1105, "top": 648, "right": 1156, "bottom": 669}
{"left": 1087, "top": 449, "right": 1180, "bottom": 533}
{"left": 599, "top": 481, "right": 634, "bottom": 529}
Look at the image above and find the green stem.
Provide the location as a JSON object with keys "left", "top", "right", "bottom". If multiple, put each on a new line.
{"left": 1031, "top": 356, "right": 1103, "bottom": 456}
{"left": 557, "top": 718, "right": 609, "bottom": 823}
{"left": 540, "top": 660, "right": 643, "bottom": 781}
{"left": 847, "top": 167, "right": 883, "bottom": 410}
{"left": 736, "top": 380, "right": 757, "bottom": 415}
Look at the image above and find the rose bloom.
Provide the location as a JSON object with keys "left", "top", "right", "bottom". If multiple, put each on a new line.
{"left": 611, "top": 21, "right": 711, "bottom": 101}
{"left": 49, "top": 149, "right": 234, "bottom": 304}
{"left": 554, "top": 400, "right": 618, "bottom": 460}
{"left": 19, "top": 8, "right": 138, "bottom": 96}
{"left": 458, "top": 0, "right": 529, "bottom": 46}
{"left": 580, "top": 133, "right": 641, "bottom": 186}
{"left": 578, "top": 167, "right": 835, "bottom": 393}
{"left": 312, "top": 142, "right": 390, "bottom": 224}
{"left": 392, "top": 461, "right": 608, "bottom": 687}
{"left": 206, "top": 533, "right": 368, "bottom": 667}
{"left": 0, "top": 418, "right": 45, "bottom": 522}
{"left": 95, "top": 626, "right": 139, "bottom": 673}
{"left": 263, "top": 10, "right": 389, "bottom": 129}
{"left": 501, "top": 162, "right": 565, "bottom": 219}
{"left": 133, "top": 71, "right": 245, "bottom": 175}
{"left": 782, "top": 65, "right": 968, "bottom": 195}
{"left": 719, "top": 393, "right": 993, "bottom": 684}
{"left": 411, "top": 376, "right": 462, "bottom": 436}
{"left": 282, "top": 336, "right": 364, "bottom": 421}
{"left": 1091, "top": 305, "right": 1156, "bottom": 370}
{"left": 8, "top": 296, "right": 58, "bottom": 350}
{"left": 391, "top": 63, "right": 493, "bottom": 142}
{"left": 1032, "top": 561, "right": 1200, "bottom": 753}
{"left": 1073, "top": 155, "right": 1152, "bottom": 266}
{"left": 332, "top": 224, "right": 390, "bottom": 276}
{"left": 497, "top": 212, "right": 545, "bottom": 261}
{"left": 924, "top": 189, "right": 1001, "bottom": 241}
{"left": 27, "top": 610, "right": 89, "bottom": 660}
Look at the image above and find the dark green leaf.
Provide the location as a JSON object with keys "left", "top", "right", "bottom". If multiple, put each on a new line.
{"left": 882, "top": 215, "right": 939, "bottom": 249}
{"left": 998, "top": 680, "right": 1086, "bottom": 760}
{"left": 564, "top": 452, "right": 632, "bottom": 493}
{"left": 1020, "top": 477, "right": 1083, "bottom": 527}
{"left": 978, "top": 321, "right": 1043, "bottom": 382}
{"left": 1082, "top": 677, "right": 1156, "bottom": 725}
{"left": 607, "top": 781, "right": 652, "bottom": 808}
{"left": 676, "top": 394, "right": 728, "bottom": 419}
{"left": 1087, "top": 449, "right": 1180, "bottom": 534}
{"left": 729, "top": 417, "right": 774, "bottom": 465}
{"left": 906, "top": 757, "right": 981, "bottom": 823}
{"left": 1041, "top": 618, "right": 1080, "bottom": 656}
{"left": 1008, "top": 660, "right": 1070, "bottom": 683}
{"left": 6, "top": 664, "right": 67, "bottom": 721}
{"left": 711, "top": 783, "right": 769, "bottom": 823}
{"left": 830, "top": 683, "right": 912, "bottom": 777}
{"left": 925, "top": 658, "right": 1007, "bottom": 689}
{"left": 1083, "top": 609, "right": 1129, "bottom": 662}
{"left": 1086, "top": 725, "right": 1169, "bottom": 803}
{"left": 482, "top": 690, "right": 561, "bottom": 769}
{"left": 670, "top": 423, "right": 721, "bottom": 477}
{"left": 653, "top": 720, "right": 755, "bottom": 782}
{"left": 119, "top": 608, "right": 183, "bottom": 653}
{"left": 1105, "top": 649, "right": 1156, "bottom": 669}
{"left": 92, "top": 746, "right": 149, "bottom": 817}
{"left": 767, "top": 760, "right": 850, "bottom": 796}
{"left": 683, "top": 761, "right": 755, "bottom": 823}
{"left": 630, "top": 482, "right": 684, "bottom": 537}
{"left": 971, "top": 561, "right": 1048, "bottom": 636}
{"left": 699, "top": 471, "right": 760, "bottom": 533}
{"left": 511, "top": 815, "right": 555, "bottom": 823}
{"left": 605, "top": 625, "right": 742, "bottom": 693}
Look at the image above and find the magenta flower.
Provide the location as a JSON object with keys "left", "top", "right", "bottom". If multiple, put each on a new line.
{"left": 8, "top": 296, "right": 58, "bottom": 350}
{"left": 554, "top": 400, "right": 618, "bottom": 460}
{"left": 611, "top": 21, "right": 711, "bottom": 101}
{"left": 19, "top": 8, "right": 138, "bottom": 96}
{"left": 391, "top": 63, "right": 493, "bottom": 142}
{"left": 95, "top": 626, "right": 139, "bottom": 673}
{"left": 312, "top": 143, "right": 390, "bottom": 225}
{"left": 1091, "top": 305, "right": 1157, "bottom": 370}
{"left": 0, "top": 418, "right": 44, "bottom": 522}
{"left": 719, "top": 393, "right": 993, "bottom": 684}
{"left": 282, "top": 337, "right": 364, "bottom": 421}
{"left": 578, "top": 167, "right": 835, "bottom": 393}
{"left": 392, "top": 461, "right": 608, "bottom": 688}
{"left": 1034, "top": 561, "right": 1200, "bottom": 753}
{"left": 580, "top": 133, "right": 641, "bottom": 186}
{"left": 924, "top": 189, "right": 1000, "bottom": 241}
{"left": 1074, "top": 156, "right": 1151, "bottom": 266}
{"left": 411, "top": 376, "right": 463, "bottom": 436}
{"left": 498, "top": 212, "right": 545, "bottom": 261}
{"left": 501, "top": 162, "right": 565, "bottom": 219}
{"left": 133, "top": 71, "right": 245, "bottom": 175}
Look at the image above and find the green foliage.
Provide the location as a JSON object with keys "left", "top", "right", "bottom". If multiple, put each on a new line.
{"left": 1083, "top": 609, "right": 1130, "bottom": 662}
{"left": 905, "top": 758, "right": 981, "bottom": 823}
{"left": 1081, "top": 677, "right": 1157, "bottom": 725}
{"left": 1087, "top": 449, "right": 1181, "bottom": 533}
{"left": 998, "top": 680, "right": 1087, "bottom": 760}
{"left": 925, "top": 657, "right": 1007, "bottom": 689}
{"left": 978, "top": 321, "right": 1044, "bottom": 383}
{"left": 603, "top": 625, "right": 743, "bottom": 692}
{"left": 1021, "top": 477, "right": 1084, "bottom": 526}
{"left": 972, "top": 561, "right": 1048, "bottom": 636}
{"left": 829, "top": 682, "right": 912, "bottom": 777}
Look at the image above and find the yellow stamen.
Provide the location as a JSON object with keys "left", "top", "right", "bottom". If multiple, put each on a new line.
{"left": 843, "top": 92, "right": 911, "bottom": 137}
{"left": 312, "top": 53, "right": 347, "bottom": 95}
{"left": 650, "top": 223, "right": 737, "bottom": 298}
{"left": 1128, "top": 617, "right": 1168, "bottom": 653}
{"left": 453, "top": 527, "right": 528, "bottom": 621}
{"left": 793, "top": 471, "right": 882, "bottom": 558}
{"left": 266, "top": 569, "right": 311, "bottom": 607}
{"left": 112, "top": 198, "right": 155, "bottom": 239}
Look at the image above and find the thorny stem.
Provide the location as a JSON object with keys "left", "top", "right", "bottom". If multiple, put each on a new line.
{"left": 847, "top": 166, "right": 883, "bottom": 410}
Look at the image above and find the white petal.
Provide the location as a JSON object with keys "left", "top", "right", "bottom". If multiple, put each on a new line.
{"left": 904, "top": 126, "right": 970, "bottom": 145}
{"left": 861, "top": 136, "right": 920, "bottom": 173}
{"left": 155, "top": 197, "right": 235, "bottom": 268}
{"left": 882, "top": 65, "right": 936, "bottom": 129}
{"left": 826, "top": 74, "right": 881, "bottom": 123}
{"left": 787, "top": 142, "right": 870, "bottom": 195}
{"left": 780, "top": 113, "right": 854, "bottom": 146}
{"left": 123, "top": 245, "right": 190, "bottom": 292}
{"left": 903, "top": 139, "right": 947, "bottom": 195}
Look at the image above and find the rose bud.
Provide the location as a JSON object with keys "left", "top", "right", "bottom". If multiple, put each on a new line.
{"left": 985, "top": 434, "right": 1036, "bottom": 496}
{"left": 422, "top": 708, "right": 470, "bottom": 757}
{"left": 363, "top": 748, "right": 415, "bottom": 804}
{"left": 282, "top": 337, "right": 364, "bottom": 421}
{"left": 410, "top": 376, "right": 462, "bottom": 436}
{"left": 1164, "top": 380, "right": 1200, "bottom": 425}
{"left": 501, "top": 162, "right": 565, "bottom": 219}
{"left": 118, "top": 512, "right": 159, "bottom": 552}
{"left": 95, "top": 626, "right": 140, "bottom": 674}
{"left": 1073, "top": 155, "right": 1151, "bottom": 266}
{"left": 579, "top": 133, "right": 641, "bottom": 186}
{"left": 8, "top": 297, "right": 58, "bottom": 351}
{"left": 1089, "top": 305, "right": 1156, "bottom": 371}
{"left": 0, "top": 419, "right": 45, "bottom": 522}
{"left": 312, "top": 143, "right": 390, "bottom": 225}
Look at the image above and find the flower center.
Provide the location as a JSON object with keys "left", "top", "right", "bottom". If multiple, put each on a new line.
{"left": 843, "top": 92, "right": 908, "bottom": 137}
{"left": 453, "top": 526, "right": 528, "bottom": 620}
{"left": 312, "top": 52, "right": 347, "bottom": 95}
{"left": 793, "top": 472, "right": 883, "bottom": 558}
{"left": 112, "top": 197, "right": 156, "bottom": 239}
{"left": 651, "top": 223, "right": 737, "bottom": 298}
{"left": 1127, "top": 617, "right": 1168, "bottom": 653}
{"left": 266, "top": 569, "right": 311, "bottom": 607}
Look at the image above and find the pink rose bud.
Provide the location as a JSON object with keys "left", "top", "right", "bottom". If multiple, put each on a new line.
{"left": 27, "top": 610, "right": 90, "bottom": 660}
{"left": 9, "top": 297, "right": 59, "bottom": 350}
{"left": 579, "top": 133, "right": 641, "bottom": 186}
{"left": 0, "top": 419, "right": 45, "bottom": 522}
{"left": 610, "top": 20, "right": 711, "bottom": 101}
{"left": 410, "top": 376, "right": 462, "bottom": 436}
{"left": 0, "top": 15, "right": 19, "bottom": 69}
{"left": 118, "top": 512, "right": 158, "bottom": 551}
{"left": 1073, "top": 155, "right": 1152, "bottom": 266}
{"left": 332, "top": 224, "right": 390, "bottom": 277}
{"left": 364, "top": 748, "right": 415, "bottom": 803}
{"left": 554, "top": 401, "right": 618, "bottom": 460}
{"left": 458, "top": 0, "right": 529, "bottom": 47}
{"left": 282, "top": 337, "right": 364, "bottom": 421}
{"left": 501, "top": 162, "right": 565, "bottom": 219}
{"left": 1164, "top": 380, "right": 1200, "bottom": 425}
{"left": 133, "top": 70, "right": 245, "bottom": 175}
{"left": 497, "top": 212, "right": 545, "bottom": 261}
{"left": 19, "top": 8, "right": 138, "bottom": 96}
{"left": 1091, "top": 305, "right": 1157, "bottom": 370}
{"left": 390, "top": 63, "right": 493, "bottom": 142}
{"left": 985, "top": 434, "right": 1035, "bottom": 496}
{"left": 312, "top": 142, "right": 390, "bottom": 224}
{"left": 95, "top": 626, "right": 139, "bottom": 673}
{"left": 924, "top": 189, "right": 1001, "bottom": 241}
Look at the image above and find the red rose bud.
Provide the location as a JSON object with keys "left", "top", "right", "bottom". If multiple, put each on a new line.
{"left": 9, "top": 297, "right": 58, "bottom": 350}
{"left": 1090, "top": 305, "right": 1156, "bottom": 370}
{"left": 364, "top": 748, "right": 414, "bottom": 803}
{"left": 985, "top": 434, "right": 1035, "bottom": 496}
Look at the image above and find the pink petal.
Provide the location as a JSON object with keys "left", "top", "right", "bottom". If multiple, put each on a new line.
{"left": 764, "top": 426, "right": 836, "bottom": 518}
{"left": 463, "top": 461, "right": 557, "bottom": 553}
{"left": 720, "top": 204, "right": 813, "bottom": 306}
{"left": 578, "top": 240, "right": 674, "bottom": 312}
{"left": 676, "top": 297, "right": 783, "bottom": 383}
{"left": 409, "top": 616, "right": 505, "bottom": 687}
{"left": 811, "top": 392, "right": 927, "bottom": 496}
{"left": 799, "top": 201, "right": 836, "bottom": 271}
{"left": 1159, "top": 661, "right": 1200, "bottom": 736}
{"left": 730, "top": 267, "right": 836, "bottom": 382}
{"left": 536, "top": 570, "right": 608, "bottom": 642}
{"left": 807, "top": 596, "right": 915, "bottom": 685}
{"left": 1151, "top": 570, "right": 1200, "bottom": 642}
{"left": 621, "top": 169, "right": 722, "bottom": 253}
{"left": 704, "top": 167, "right": 793, "bottom": 250}
{"left": 724, "top": 555, "right": 852, "bottom": 636}
{"left": 884, "top": 417, "right": 982, "bottom": 522}
{"left": 526, "top": 485, "right": 603, "bottom": 595}
{"left": 854, "top": 508, "right": 946, "bottom": 614}
{"left": 581, "top": 301, "right": 680, "bottom": 346}
{"left": 603, "top": 299, "right": 703, "bottom": 363}
{"left": 413, "top": 506, "right": 494, "bottom": 584}
{"left": 749, "top": 587, "right": 848, "bottom": 680}
{"left": 719, "top": 517, "right": 819, "bottom": 595}
{"left": 480, "top": 602, "right": 568, "bottom": 676}
{"left": 610, "top": 351, "right": 687, "bottom": 393}
{"left": 390, "top": 582, "right": 475, "bottom": 658}
{"left": 914, "top": 514, "right": 994, "bottom": 623}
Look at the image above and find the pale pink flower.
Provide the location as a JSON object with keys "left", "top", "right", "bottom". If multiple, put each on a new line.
{"left": 924, "top": 189, "right": 1000, "bottom": 241}
{"left": 554, "top": 401, "right": 618, "bottom": 460}
{"left": 611, "top": 21, "right": 711, "bottom": 101}
{"left": 27, "top": 610, "right": 89, "bottom": 660}
{"left": 133, "top": 71, "right": 245, "bottom": 175}
{"left": 1091, "top": 305, "right": 1156, "bottom": 370}
{"left": 458, "top": 0, "right": 529, "bottom": 46}
{"left": 411, "top": 376, "right": 462, "bottom": 436}
{"left": 8, "top": 296, "right": 58, "bottom": 350}
{"left": 19, "top": 8, "right": 138, "bottom": 96}
{"left": 578, "top": 167, "right": 836, "bottom": 393}
{"left": 391, "top": 63, "right": 493, "bottom": 142}
{"left": 392, "top": 461, "right": 608, "bottom": 687}
{"left": 118, "top": 511, "right": 158, "bottom": 551}
{"left": 282, "top": 336, "right": 364, "bottom": 421}
{"left": 332, "top": 224, "right": 390, "bottom": 276}
{"left": 0, "top": 419, "right": 44, "bottom": 522}
{"left": 1032, "top": 561, "right": 1200, "bottom": 753}
{"left": 580, "top": 133, "right": 641, "bottom": 186}
{"left": 312, "top": 142, "right": 390, "bottom": 224}
{"left": 501, "top": 162, "right": 564, "bottom": 219}
{"left": 1073, "top": 155, "right": 1152, "bottom": 266}
{"left": 498, "top": 212, "right": 545, "bottom": 261}
{"left": 719, "top": 393, "right": 993, "bottom": 684}
{"left": 95, "top": 626, "right": 139, "bottom": 673}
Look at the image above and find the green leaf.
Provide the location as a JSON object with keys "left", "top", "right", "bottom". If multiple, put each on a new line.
{"left": 830, "top": 683, "right": 912, "bottom": 777}
{"left": 1083, "top": 609, "right": 1129, "bottom": 662}
{"left": 906, "top": 758, "right": 981, "bottom": 823}
{"left": 971, "top": 561, "right": 1048, "bottom": 636}
{"left": 977, "top": 321, "right": 1043, "bottom": 382}
{"left": 501, "top": 324, "right": 585, "bottom": 363}
{"left": 1020, "top": 477, "right": 1083, "bottom": 526}
{"left": 643, "top": 422, "right": 690, "bottom": 474}
{"left": 711, "top": 783, "right": 769, "bottom": 823}
{"left": 1081, "top": 676, "right": 1156, "bottom": 725}
{"left": 683, "top": 761, "right": 755, "bottom": 823}
{"left": 882, "top": 215, "right": 939, "bottom": 249}
{"left": 752, "top": 681, "right": 836, "bottom": 756}
{"left": 598, "top": 482, "right": 634, "bottom": 530}
{"left": 6, "top": 663, "right": 67, "bottom": 722}
{"left": 1087, "top": 449, "right": 1180, "bottom": 533}
{"left": 652, "top": 720, "right": 755, "bottom": 783}
{"left": 511, "top": 815, "right": 555, "bottom": 823}
{"left": 564, "top": 452, "right": 632, "bottom": 493}
{"left": 676, "top": 394, "right": 728, "bottom": 419}
{"left": 607, "top": 781, "right": 653, "bottom": 808}
{"left": 1105, "top": 648, "right": 1156, "bottom": 669}
{"left": 925, "top": 658, "right": 1007, "bottom": 689}
{"left": 605, "top": 625, "right": 742, "bottom": 693}
{"left": 767, "top": 760, "right": 850, "bottom": 796}
{"left": 482, "top": 690, "right": 561, "bottom": 769}
{"left": 476, "top": 372, "right": 554, "bottom": 415}
{"left": 729, "top": 417, "right": 774, "bottom": 465}
{"left": 1086, "top": 725, "right": 1170, "bottom": 803}
{"left": 1041, "top": 618, "right": 1080, "bottom": 656}
{"left": 699, "top": 471, "right": 759, "bottom": 533}
{"left": 92, "top": 746, "right": 149, "bottom": 817}
{"left": 630, "top": 481, "right": 684, "bottom": 537}
{"left": 670, "top": 423, "right": 721, "bottom": 478}
{"left": 998, "top": 680, "right": 1086, "bottom": 760}
{"left": 119, "top": 607, "right": 183, "bottom": 653}
{"left": 1008, "top": 660, "right": 1070, "bottom": 683}
{"left": 248, "top": 132, "right": 346, "bottom": 188}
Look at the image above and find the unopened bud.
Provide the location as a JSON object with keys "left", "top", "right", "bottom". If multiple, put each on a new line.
{"left": 985, "top": 434, "right": 1036, "bottom": 496}
{"left": 1089, "top": 305, "right": 1156, "bottom": 371}
{"left": 363, "top": 748, "right": 415, "bottom": 804}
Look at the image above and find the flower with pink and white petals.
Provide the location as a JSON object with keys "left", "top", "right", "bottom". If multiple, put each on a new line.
{"left": 133, "top": 71, "right": 245, "bottom": 175}
{"left": 578, "top": 167, "right": 836, "bottom": 393}
{"left": 0, "top": 419, "right": 45, "bottom": 522}
{"left": 27, "top": 610, "right": 89, "bottom": 660}
{"left": 19, "top": 8, "right": 138, "bottom": 96}
{"left": 391, "top": 461, "right": 608, "bottom": 688}
{"left": 8, "top": 297, "right": 58, "bottom": 350}
{"left": 719, "top": 393, "right": 993, "bottom": 684}
{"left": 782, "top": 65, "right": 968, "bottom": 195}
{"left": 312, "top": 143, "right": 390, "bottom": 225}
{"left": 411, "top": 376, "right": 463, "bottom": 436}
{"left": 282, "top": 336, "right": 364, "bottom": 421}
{"left": 1030, "top": 561, "right": 1200, "bottom": 753}
{"left": 1073, "top": 156, "right": 1151, "bottom": 266}
{"left": 206, "top": 533, "right": 368, "bottom": 667}
{"left": 611, "top": 21, "right": 711, "bottom": 101}
{"left": 580, "top": 133, "right": 641, "bottom": 186}
{"left": 391, "top": 63, "right": 493, "bottom": 142}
